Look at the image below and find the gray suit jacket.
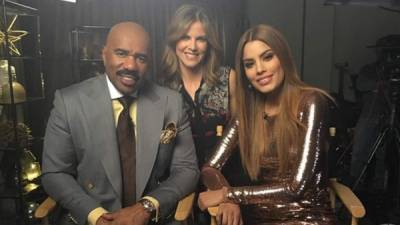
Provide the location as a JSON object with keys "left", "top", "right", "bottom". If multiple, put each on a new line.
{"left": 41, "top": 75, "right": 199, "bottom": 224}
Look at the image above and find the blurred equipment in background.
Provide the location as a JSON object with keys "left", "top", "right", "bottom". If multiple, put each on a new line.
{"left": 327, "top": 62, "right": 361, "bottom": 180}
{"left": 350, "top": 34, "right": 400, "bottom": 224}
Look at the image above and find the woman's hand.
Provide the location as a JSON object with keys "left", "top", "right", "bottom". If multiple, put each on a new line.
{"left": 217, "top": 202, "right": 243, "bottom": 225}
{"left": 198, "top": 187, "right": 229, "bottom": 211}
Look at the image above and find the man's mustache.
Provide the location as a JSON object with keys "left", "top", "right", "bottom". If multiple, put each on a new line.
{"left": 116, "top": 69, "right": 140, "bottom": 79}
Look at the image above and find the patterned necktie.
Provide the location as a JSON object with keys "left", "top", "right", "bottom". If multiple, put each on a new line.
{"left": 117, "top": 96, "right": 136, "bottom": 206}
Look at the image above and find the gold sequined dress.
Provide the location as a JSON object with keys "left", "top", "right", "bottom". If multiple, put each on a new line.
{"left": 202, "top": 92, "right": 336, "bottom": 225}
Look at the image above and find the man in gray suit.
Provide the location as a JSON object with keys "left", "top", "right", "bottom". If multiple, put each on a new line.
{"left": 41, "top": 22, "right": 199, "bottom": 225}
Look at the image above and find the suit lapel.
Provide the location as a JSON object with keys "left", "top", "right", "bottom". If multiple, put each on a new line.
{"left": 136, "top": 81, "right": 164, "bottom": 199}
{"left": 81, "top": 75, "right": 122, "bottom": 201}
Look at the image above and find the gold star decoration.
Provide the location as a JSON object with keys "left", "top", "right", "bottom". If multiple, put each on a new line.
{"left": 0, "top": 15, "right": 28, "bottom": 56}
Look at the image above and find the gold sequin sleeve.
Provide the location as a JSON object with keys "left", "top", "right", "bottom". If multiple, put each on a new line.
{"left": 201, "top": 119, "right": 239, "bottom": 190}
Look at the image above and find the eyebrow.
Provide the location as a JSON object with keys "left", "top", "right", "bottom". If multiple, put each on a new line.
{"left": 261, "top": 49, "right": 273, "bottom": 57}
{"left": 182, "top": 33, "right": 207, "bottom": 38}
{"left": 242, "top": 49, "right": 273, "bottom": 61}
{"left": 113, "top": 48, "right": 148, "bottom": 58}
{"left": 114, "top": 48, "right": 128, "bottom": 53}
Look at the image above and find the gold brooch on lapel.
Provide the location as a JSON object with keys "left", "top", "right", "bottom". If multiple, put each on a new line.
{"left": 160, "top": 122, "right": 177, "bottom": 144}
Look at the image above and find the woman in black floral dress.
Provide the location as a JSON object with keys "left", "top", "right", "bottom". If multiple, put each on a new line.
{"left": 159, "top": 4, "right": 240, "bottom": 225}
{"left": 159, "top": 4, "right": 236, "bottom": 168}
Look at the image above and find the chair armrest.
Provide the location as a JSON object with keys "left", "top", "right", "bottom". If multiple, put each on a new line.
{"left": 207, "top": 206, "right": 218, "bottom": 217}
{"left": 329, "top": 179, "right": 366, "bottom": 219}
{"left": 208, "top": 206, "right": 219, "bottom": 225}
{"left": 34, "top": 197, "right": 57, "bottom": 219}
{"left": 174, "top": 193, "right": 195, "bottom": 221}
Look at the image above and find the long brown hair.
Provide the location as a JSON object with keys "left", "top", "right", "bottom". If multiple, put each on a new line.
{"left": 159, "top": 4, "right": 222, "bottom": 87}
{"left": 235, "top": 24, "right": 329, "bottom": 180}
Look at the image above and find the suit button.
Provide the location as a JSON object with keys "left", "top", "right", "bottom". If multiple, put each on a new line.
{"left": 87, "top": 183, "right": 94, "bottom": 190}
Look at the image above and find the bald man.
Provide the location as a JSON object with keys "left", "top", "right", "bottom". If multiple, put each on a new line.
{"left": 41, "top": 22, "right": 199, "bottom": 225}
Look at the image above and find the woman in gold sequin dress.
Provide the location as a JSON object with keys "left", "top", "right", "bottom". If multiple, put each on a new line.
{"left": 198, "top": 24, "right": 336, "bottom": 225}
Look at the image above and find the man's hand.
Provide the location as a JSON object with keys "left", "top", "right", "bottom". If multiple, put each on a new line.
{"left": 198, "top": 187, "right": 229, "bottom": 211}
{"left": 216, "top": 203, "right": 243, "bottom": 225}
{"left": 101, "top": 203, "right": 151, "bottom": 225}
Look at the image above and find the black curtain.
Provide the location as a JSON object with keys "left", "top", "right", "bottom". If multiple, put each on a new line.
{"left": 21, "top": 0, "right": 245, "bottom": 117}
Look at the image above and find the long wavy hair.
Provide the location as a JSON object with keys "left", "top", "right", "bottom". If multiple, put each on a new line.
{"left": 159, "top": 4, "right": 222, "bottom": 87}
{"left": 235, "top": 24, "right": 329, "bottom": 180}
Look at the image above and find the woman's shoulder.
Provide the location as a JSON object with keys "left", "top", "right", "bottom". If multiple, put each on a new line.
{"left": 298, "top": 89, "right": 332, "bottom": 112}
{"left": 217, "top": 65, "right": 231, "bottom": 78}
{"left": 212, "top": 66, "right": 231, "bottom": 86}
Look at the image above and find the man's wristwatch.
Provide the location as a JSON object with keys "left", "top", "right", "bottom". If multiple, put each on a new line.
{"left": 138, "top": 198, "right": 156, "bottom": 218}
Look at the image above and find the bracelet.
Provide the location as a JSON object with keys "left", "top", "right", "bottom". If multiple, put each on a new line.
{"left": 226, "top": 188, "right": 244, "bottom": 204}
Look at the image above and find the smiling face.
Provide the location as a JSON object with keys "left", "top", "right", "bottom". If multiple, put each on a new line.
{"left": 175, "top": 21, "right": 208, "bottom": 72}
{"left": 242, "top": 40, "right": 284, "bottom": 94}
{"left": 102, "top": 22, "right": 150, "bottom": 95}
